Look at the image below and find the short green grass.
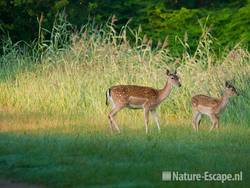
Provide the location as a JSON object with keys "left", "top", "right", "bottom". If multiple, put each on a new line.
{"left": 0, "top": 114, "right": 249, "bottom": 188}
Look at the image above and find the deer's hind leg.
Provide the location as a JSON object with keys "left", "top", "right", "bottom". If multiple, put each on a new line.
{"left": 196, "top": 113, "right": 202, "bottom": 131}
{"left": 192, "top": 110, "right": 201, "bottom": 131}
{"left": 108, "top": 105, "right": 125, "bottom": 133}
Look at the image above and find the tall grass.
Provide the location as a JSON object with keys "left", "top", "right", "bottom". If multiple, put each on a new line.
{"left": 0, "top": 14, "right": 249, "bottom": 129}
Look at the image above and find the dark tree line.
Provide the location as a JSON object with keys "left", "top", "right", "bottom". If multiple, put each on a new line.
{"left": 0, "top": 0, "right": 249, "bottom": 51}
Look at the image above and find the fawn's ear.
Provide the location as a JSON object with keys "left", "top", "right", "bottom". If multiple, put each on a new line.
{"left": 225, "top": 81, "right": 230, "bottom": 88}
{"left": 173, "top": 69, "right": 177, "bottom": 75}
{"left": 166, "top": 69, "right": 170, "bottom": 76}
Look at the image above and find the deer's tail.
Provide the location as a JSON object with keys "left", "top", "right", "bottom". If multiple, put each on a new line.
{"left": 106, "top": 88, "right": 111, "bottom": 106}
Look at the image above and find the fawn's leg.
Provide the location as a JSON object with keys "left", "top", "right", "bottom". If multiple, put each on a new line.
{"left": 192, "top": 110, "right": 200, "bottom": 131}
{"left": 215, "top": 115, "right": 219, "bottom": 129}
{"left": 209, "top": 114, "right": 219, "bottom": 132}
{"left": 195, "top": 113, "right": 202, "bottom": 131}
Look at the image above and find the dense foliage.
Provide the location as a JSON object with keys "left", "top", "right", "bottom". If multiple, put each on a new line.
{"left": 0, "top": 0, "right": 250, "bottom": 53}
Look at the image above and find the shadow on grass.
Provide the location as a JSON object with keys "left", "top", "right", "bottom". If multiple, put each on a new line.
{"left": 0, "top": 126, "right": 249, "bottom": 188}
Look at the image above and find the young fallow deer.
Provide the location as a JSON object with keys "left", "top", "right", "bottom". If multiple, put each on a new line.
{"left": 106, "top": 69, "right": 181, "bottom": 134}
{"left": 191, "top": 81, "right": 238, "bottom": 131}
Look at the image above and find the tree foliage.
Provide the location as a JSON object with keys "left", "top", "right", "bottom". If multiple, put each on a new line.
{"left": 0, "top": 0, "right": 249, "bottom": 52}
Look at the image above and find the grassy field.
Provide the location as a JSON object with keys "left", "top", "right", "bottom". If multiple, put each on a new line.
{"left": 0, "top": 21, "right": 250, "bottom": 187}
{"left": 0, "top": 114, "right": 249, "bottom": 188}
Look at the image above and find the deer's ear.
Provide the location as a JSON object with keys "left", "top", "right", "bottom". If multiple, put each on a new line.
{"left": 225, "top": 81, "right": 230, "bottom": 88}
{"left": 173, "top": 69, "right": 177, "bottom": 75}
{"left": 166, "top": 69, "right": 170, "bottom": 76}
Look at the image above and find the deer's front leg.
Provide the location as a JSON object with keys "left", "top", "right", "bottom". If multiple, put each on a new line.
{"left": 215, "top": 115, "right": 220, "bottom": 129}
{"left": 151, "top": 110, "right": 160, "bottom": 132}
{"left": 209, "top": 114, "right": 219, "bottom": 132}
{"left": 143, "top": 106, "right": 150, "bottom": 134}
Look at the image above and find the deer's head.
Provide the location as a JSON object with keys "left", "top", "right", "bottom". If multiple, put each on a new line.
{"left": 166, "top": 69, "right": 181, "bottom": 87}
{"left": 225, "top": 81, "right": 239, "bottom": 97}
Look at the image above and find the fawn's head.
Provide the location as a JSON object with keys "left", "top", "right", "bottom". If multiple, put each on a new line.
{"left": 166, "top": 69, "right": 181, "bottom": 87}
{"left": 225, "top": 81, "right": 239, "bottom": 97}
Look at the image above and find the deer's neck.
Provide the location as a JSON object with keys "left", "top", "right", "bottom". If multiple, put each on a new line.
{"left": 218, "top": 94, "right": 229, "bottom": 112}
{"left": 158, "top": 81, "right": 173, "bottom": 102}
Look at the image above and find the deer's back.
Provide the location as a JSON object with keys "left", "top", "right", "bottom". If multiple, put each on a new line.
{"left": 110, "top": 85, "right": 158, "bottom": 100}
{"left": 192, "top": 94, "right": 220, "bottom": 109}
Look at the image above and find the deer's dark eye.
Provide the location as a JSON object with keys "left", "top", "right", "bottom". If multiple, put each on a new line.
{"left": 171, "top": 77, "right": 174, "bottom": 79}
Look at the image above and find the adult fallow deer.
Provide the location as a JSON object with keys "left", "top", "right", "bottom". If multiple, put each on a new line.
{"left": 106, "top": 69, "right": 181, "bottom": 133}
